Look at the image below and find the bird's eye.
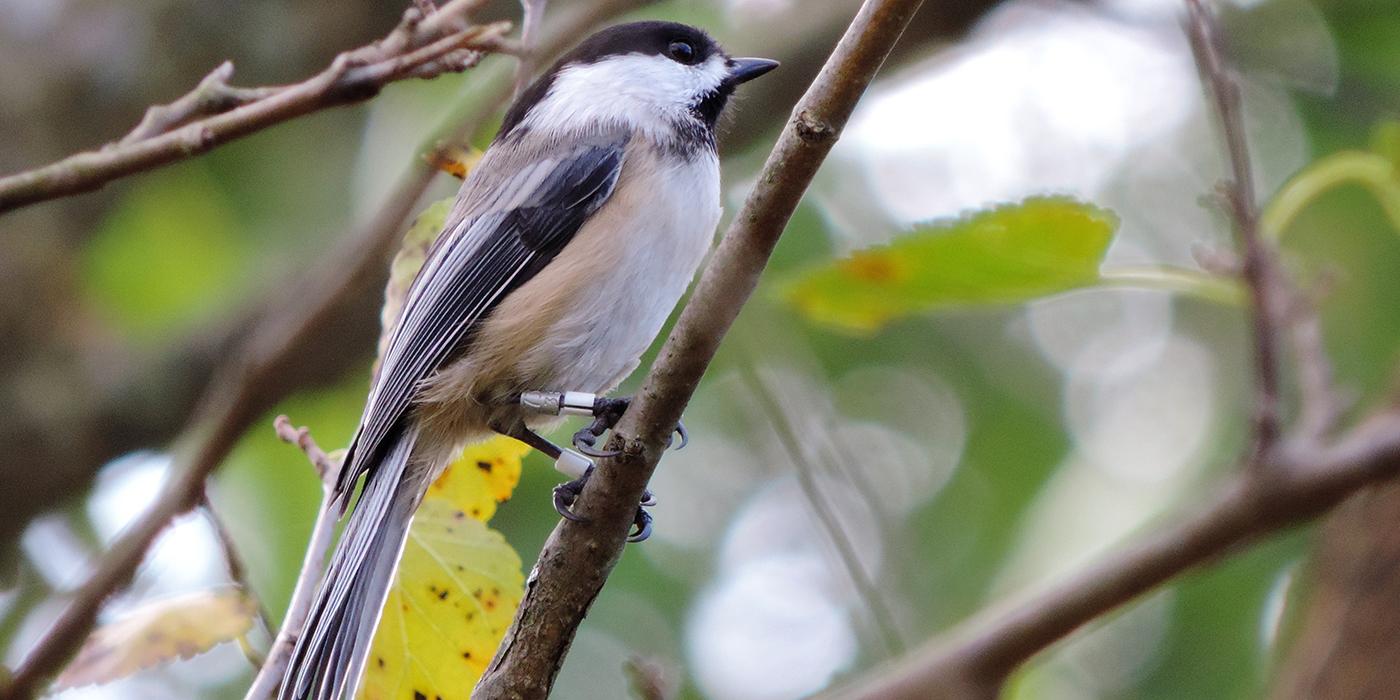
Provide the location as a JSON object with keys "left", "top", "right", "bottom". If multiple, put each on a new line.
{"left": 667, "top": 40, "right": 696, "bottom": 64}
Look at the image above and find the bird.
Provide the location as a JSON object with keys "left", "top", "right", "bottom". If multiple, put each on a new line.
{"left": 279, "top": 20, "right": 777, "bottom": 700}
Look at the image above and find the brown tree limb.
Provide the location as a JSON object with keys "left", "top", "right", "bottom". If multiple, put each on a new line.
{"left": 241, "top": 418, "right": 345, "bottom": 700}
{"left": 473, "top": 0, "right": 926, "bottom": 696}
{"left": 825, "top": 412, "right": 1400, "bottom": 700}
{"left": 0, "top": 2, "right": 514, "bottom": 215}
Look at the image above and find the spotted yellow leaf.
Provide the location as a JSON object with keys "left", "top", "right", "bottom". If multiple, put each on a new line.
{"left": 357, "top": 437, "right": 528, "bottom": 700}
{"left": 55, "top": 588, "right": 256, "bottom": 690}
{"left": 425, "top": 436, "right": 530, "bottom": 523}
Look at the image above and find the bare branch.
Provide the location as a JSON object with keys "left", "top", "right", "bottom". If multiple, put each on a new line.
{"left": 242, "top": 418, "right": 344, "bottom": 700}
{"left": 474, "top": 0, "right": 926, "bottom": 696}
{"left": 1185, "top": 0, "right": 1288, "bottom": 458}
{"left": 0, "top": 8, "right": 513, "bottom": 215}
{"left": 825, "top": 411, "right": 1400, "bottom": 700}
{"left": 273, "top": 415, "right": 339, "bottom": 485}
{"left": 1288, "top": 278, "right": 1347, "bottom": 443}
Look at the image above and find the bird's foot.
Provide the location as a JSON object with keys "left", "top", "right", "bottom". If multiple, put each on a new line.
{"left": 569, "top": 396, "right": 688, "bottom": 457}
{"left": 551, "top": 466, "right": 655, "bottom": 542}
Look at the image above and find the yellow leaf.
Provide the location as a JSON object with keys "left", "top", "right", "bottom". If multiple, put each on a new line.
{"left": 55, "top": 588, "right": 256, "bottom": 690}
{"left": 426, "top": 143, "right": 484, "bottom": 181}
{"left": 425, "top": 436, "right": 530, "bottom": 523}
{"left": 356, "top": 500, "right": 524, "bottom": 700}
{"left": 358, "top": 436, "right": 528, "bottom": 699}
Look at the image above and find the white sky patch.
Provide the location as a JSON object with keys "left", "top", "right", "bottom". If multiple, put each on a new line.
{"left": 688, "top": 557, "right": 857, "bottom": 700}
{"left": 837, "top": 0, "right": 1199, "bottom": 227}
{"left": 86, "top": 453, "right": 224, "bottom": 600}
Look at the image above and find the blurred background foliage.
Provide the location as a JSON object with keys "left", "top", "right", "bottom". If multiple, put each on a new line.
{"left": 2, "top": 0, "right": 1399, "bottom": 698}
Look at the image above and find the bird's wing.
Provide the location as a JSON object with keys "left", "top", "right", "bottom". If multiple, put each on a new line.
{"left": 335, "top": 134, "right": 628, "bottom": 498}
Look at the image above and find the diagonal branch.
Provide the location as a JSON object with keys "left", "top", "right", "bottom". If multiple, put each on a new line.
{"left": 0, "top": 2, "right": 514, "bottom": 216}
{"left": 474, "top": 0, "right": 927, "bottom": 696}
{"left": 825, "top": 411, "right": 1400, "bottom": 700}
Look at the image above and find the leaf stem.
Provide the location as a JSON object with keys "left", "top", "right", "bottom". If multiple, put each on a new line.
{"left": 1096, "top": 265, "right": 1245, "bottom": 305}
{"left": 1261, "top": 151, "right": 1400, "bottom": 240}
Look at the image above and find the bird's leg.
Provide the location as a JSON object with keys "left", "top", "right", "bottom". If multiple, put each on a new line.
{"left": 517, "top": 390, "right": 689, "bottom": 457}
{"left": 491, "top": 414, "right": 654, "bottom": 542}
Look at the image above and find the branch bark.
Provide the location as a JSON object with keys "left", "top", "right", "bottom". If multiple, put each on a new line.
{"left": 0, "top": 1, "right": 513, "bottom": 215}
{"left": 473, "top": 0, "right": 926, "bottom": 696}
{"left": 1271, "top": 481, "right": 1400, "bottom": 699}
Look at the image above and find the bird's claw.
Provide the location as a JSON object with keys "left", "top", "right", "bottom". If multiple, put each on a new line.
{"left": 551, "top": 466, "right": 655, "bottom": 542}
{"left": 552, "top": 469, "right": 591, "bottom": 523}
{"left": 628, "top": 507, "right": 653, "bottom": 542}
{"left": 668, "top": 421, "right": 688, "bottom": 451}
{"left": 571, "top": 427, "right": 621, "bottom": 458}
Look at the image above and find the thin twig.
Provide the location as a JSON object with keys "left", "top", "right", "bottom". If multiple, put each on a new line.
{"left": 1185, "top": 0, "right": 1287, "bottom": 460}
{"left": 1288, "top": 278, "right": 1346, "bottom": 443}
{"left": 742, "top": 363, "right": 905, "bottom": 657}
{"left": 241, "top": 418, "right": 344, "bottom": 700}
{"left": 201, "top": 490, "right": 275, "bottom": 643}
{"left": 474, "top": 0, "right": 926, "bottom": 696}
{"left": 0, "top": 7, "right": 513, "bottom": 215}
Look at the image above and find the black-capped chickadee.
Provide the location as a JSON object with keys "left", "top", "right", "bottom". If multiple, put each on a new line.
{"left": 281, "top": 21, "right": 776, "bottom": 700}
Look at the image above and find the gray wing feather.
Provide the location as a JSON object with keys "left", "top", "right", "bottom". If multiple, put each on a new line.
{"left": 335, "top": 135, "right": 627, "bottom": 498}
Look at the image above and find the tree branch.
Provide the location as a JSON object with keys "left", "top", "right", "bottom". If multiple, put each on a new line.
{"left": 825, "top": 411, "right": 1400, "bottom": 700}
{"left": 0, "top": 2, "right": 514, "bottom": 216}
{"left": 473, "top": 0, "right": 926, "bottom": 696}
{"left": 241, "top": 417, "right": 344, "bottom": 700}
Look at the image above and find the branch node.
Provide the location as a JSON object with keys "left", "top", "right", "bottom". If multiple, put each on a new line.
{"left": 795, "top": 110, "right": 836, "bottom": 144}
{"left": 274, "top": 415, "right": 339, "bottom": 487}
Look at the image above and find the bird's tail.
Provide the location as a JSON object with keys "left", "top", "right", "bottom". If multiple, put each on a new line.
{"left": 280, "top": 427, "right": 425, "bottom": 700}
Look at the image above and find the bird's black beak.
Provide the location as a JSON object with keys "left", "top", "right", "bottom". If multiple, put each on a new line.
{"left": 727, "top": 57, "right": 780, "bottom": 85}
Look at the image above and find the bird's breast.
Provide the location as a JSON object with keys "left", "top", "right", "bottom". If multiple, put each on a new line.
{"left": 425, "top": 143, "right": 721, "bottom": 420}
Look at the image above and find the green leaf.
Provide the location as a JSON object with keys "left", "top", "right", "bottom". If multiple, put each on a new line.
{"left": 780, "top": 198, "right": 1119, "bottom": 333}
